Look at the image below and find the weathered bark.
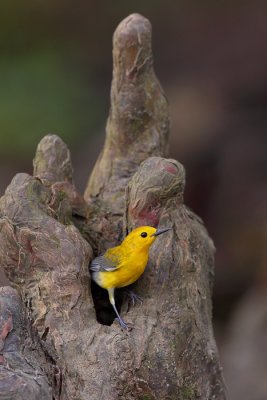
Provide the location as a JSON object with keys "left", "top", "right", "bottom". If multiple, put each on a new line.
{"left": 125, "top": 157, "right": 224, "bottom": 398}
{"left": 0, "top": 13, "right": 225, "bottom": 400}
{"left": 0, "top": 142, "right": 93, "bottom": 400}
{"left": 84, "top": 13, "right": 169, "bottom": 252}
{"left": 0, "top": 287, "right": 52, "bottom": 400}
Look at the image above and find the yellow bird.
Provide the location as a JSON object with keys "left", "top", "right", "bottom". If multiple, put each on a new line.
{"left": 90, "top": 226, "right": 171, "bottom": 329}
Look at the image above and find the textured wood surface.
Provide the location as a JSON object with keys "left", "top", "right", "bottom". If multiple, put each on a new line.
{"left": 0, "top": 13, "right": 225, "bottom": 400}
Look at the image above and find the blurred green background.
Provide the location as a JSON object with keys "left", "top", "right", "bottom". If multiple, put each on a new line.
{"left": 0, "top": 1, "right": 267, "bottom": 399}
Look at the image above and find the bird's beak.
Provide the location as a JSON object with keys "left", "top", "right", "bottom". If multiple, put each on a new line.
{"left": 151, "top": 227, "right": 172, "bottom": 237}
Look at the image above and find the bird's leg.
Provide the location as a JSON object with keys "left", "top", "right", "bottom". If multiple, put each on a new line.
{"left": 108, "top": 288, "right": 130, "bottom": 330}
{"left": 125, "top": 289, "right": 143, "bottom": 306}
{"left": 112, "top": 304, "right": 129, "bottom": 330}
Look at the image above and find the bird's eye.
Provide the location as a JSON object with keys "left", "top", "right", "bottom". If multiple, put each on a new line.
{"left": 141, "top": 232, "right": 147, "bottom": 238}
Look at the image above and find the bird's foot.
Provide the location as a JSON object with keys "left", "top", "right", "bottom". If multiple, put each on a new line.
{"left": 115, "top": 317, "right": 133, "bottom": 331}
{"left": 126, "top": 290, "right": 143, "bottom": 306}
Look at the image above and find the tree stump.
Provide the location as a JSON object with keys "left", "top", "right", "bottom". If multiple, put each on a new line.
{"left": 0, "top": 13, "right": 226, "bottom": 400}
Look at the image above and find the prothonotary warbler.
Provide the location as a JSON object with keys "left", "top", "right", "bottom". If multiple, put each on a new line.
{"left": 90, "top": 226, "right": 171, "bottom": 329}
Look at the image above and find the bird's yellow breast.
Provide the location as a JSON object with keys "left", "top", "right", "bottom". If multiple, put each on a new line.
{"left": 98, "top": 250, "right": 149, "bottom": 289}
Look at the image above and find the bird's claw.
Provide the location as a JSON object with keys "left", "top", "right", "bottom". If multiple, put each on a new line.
{"left": 126, "top": 290, "right": 143, "bottom": 306}
{"left": 115, "top": 317, "right": 133, "bottom": 331}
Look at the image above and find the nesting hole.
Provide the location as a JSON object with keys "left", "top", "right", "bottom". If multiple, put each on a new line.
{"left": 90, "top": 280, "right": 124, "bottom": 326}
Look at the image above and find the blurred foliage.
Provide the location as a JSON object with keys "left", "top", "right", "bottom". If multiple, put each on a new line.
{"left": 0, "top": 0, "right": 252, "bottom": 161}
{"left": 0, "top": 51, "right": 102, "bottom": 158}
{"left": 0, "top": 0, "right": 112, "bottom": 161}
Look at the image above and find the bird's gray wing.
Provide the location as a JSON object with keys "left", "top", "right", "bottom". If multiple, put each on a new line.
{"left": 89, "top": 255, "right": 119, "bottom": 272}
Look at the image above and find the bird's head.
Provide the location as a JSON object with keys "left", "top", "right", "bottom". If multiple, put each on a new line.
{"left": 122, "top": 226, "right": 171, "bottom": 251}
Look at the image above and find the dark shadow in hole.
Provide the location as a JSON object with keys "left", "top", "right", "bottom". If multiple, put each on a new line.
{"left": 90, "top": 280, "right": 124, "bottom": 326}
{"left": 41, "top": 326, "right": 49, "bottom": 341}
